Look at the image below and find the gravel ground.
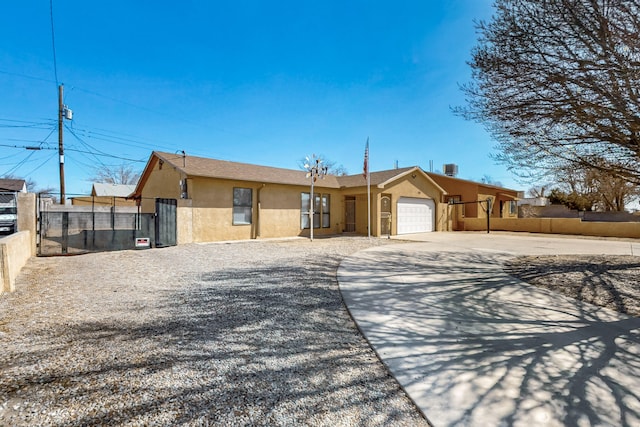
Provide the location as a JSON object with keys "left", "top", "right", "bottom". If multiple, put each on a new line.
{"left": 0, "top": 237, "right": 428, "bottom": 427}
{"left": 505, "top": 255, "right": 640, "bottom": 317}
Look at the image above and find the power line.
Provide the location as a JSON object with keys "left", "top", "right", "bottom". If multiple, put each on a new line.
{"left": 49, "top": 0, "right": 59, "bottom": 87}
{"left": 2, "top": 151, "right": 37, "bottom": 176}
{"left": 0, "top": 118, "right": 56, "bottom": 129}
{"left": 0, "top": 69, "right": 56, "bottom": 84}
{"left": 67, "top": 126, "right": 178, "bottom": 153}
{"left": 21, "top": 151, "right": 57, "bottom": 178}
{"left": 0, "top": 142, "right": 145, "bottom": 163}
{"left": 65, "top": 124, "right": 147, "bottom": 162}
{"left": 65, "top": 124, "right": 108, "bottom": 168}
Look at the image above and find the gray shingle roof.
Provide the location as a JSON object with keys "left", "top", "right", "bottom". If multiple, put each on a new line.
{"left": 92, "top": 183, "right": 137, "bottom": 197}
{"left": 149, "top": 152, "right": 443, "bottom": 192}
{"left": 155, "top": 152, "right": 343, "bottom": 188}
{"left": 0, "top": 179, "right": 26, "bottom": 192}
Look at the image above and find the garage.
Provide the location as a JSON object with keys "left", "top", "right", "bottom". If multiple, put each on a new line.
{"left": 396, "top": 197, "right": 435, "bottom": 234}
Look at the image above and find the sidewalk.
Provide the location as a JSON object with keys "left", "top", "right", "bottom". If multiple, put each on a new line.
{"left": 338, "top": 233, "right": 640, "bottom": 426}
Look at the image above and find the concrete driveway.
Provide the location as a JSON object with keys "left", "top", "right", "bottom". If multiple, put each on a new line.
{"left": 338, "top": 232, "right": 640, "bottom": 427}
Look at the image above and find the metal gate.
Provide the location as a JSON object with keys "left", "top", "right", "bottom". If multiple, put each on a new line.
{"left": 38, "top": 196, "right": 156, "bottom": 256}
{"left": 155, "top": 198, "right": 177, "bottom": 247}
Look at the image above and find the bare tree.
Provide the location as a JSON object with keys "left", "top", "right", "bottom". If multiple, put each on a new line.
{"left": 456, "top": 0, "right": 640, "bottom": 185}
{"left": 298, "top": 156, "right": 349, "bottom": 176}
{"left": 549, "top": 164, "right": 639, "bottom": 211}
{"left": 480, "top": 175, "right": 503, "bottom": 187}
{"left": 91, "top": 164, "right": 141, "bottom": 185}
{"left": 527, "top": 185, "right": 549, "bottom": 198}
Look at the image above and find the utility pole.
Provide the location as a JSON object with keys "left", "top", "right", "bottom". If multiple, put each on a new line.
{"left": 58, "top": 84, "right": 65, "bottom": 205}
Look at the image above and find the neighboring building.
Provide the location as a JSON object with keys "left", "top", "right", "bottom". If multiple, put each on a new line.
{"left": 517, "top": 197, "right": 549, "bottom": 207}
{"left": 71, "top": 183, "right": 137, "bottom": 207}
{"left": 0, "top": 179, "right": 26, "bottom": 235}
{"left": 0, "top": 179, "right": 27, "bottom": 193}
{"left": 425, "top": 173, "right": 520, "bottom": 231}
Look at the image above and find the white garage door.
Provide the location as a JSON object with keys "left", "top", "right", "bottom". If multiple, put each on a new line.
{"left": 397, "top": 197, "right": 435, "bottom": 234}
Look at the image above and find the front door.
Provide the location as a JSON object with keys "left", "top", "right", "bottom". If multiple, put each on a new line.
{"left": 380, "top": 195, "right": 391, "bottom": 236}
{"left": 344, "top": 197, "right": 356, "bottom": 232}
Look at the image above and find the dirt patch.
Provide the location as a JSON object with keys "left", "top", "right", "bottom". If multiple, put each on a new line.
{"left": 504, "top": 255, "right": 640, "bottom": 317}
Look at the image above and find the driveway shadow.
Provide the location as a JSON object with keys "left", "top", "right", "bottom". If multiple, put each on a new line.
{"left": 339, "top": 247, "right": 640, "bottom": 427}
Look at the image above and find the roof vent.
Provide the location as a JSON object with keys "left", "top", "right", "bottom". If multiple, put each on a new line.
{"left": 443, "top": 164, "right": 458, "bottom": 177}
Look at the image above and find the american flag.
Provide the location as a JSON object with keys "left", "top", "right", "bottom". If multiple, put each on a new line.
{"left": 363, "top": 138, "right": 369, "bottom": 179}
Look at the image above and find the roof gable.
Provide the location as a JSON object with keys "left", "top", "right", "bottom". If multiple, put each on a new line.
{"left": 92, "top": 183, "right": 137, "bottom": 197}
{"left": 337, "top": 166, "right": 447, "bottom": 195}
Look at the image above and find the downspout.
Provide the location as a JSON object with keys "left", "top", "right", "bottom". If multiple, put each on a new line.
{"left": 256, "top": 184, "right": 265, "bottom": 239}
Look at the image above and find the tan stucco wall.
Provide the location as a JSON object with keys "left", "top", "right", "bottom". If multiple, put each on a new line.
{"left": 429, "top": 174, "right": 480, "bottom": 218}
{"left": 0, "top": 231, "right": 32, "bottom": 294}
{"left": 463, "top": 217, "right": 640, "bottom": 238}
{"left": 177, "top": 199, "right": 193, "bottom": 244}
{"left": 139, "top": 162, "right": 452, "bottom": 242}
{"left": 176, "top": 177, "right": 343, "bottom": 242}
{"left": 17, "top": 193, "right": 36, "bottom": 256}
{"left": 345, "top": 173, "right": 447, "bottom": 236}
{"left": 72, "top": 196, "right": 136, "bottom": 207}
{"left": 384, "top": 174, "right": 443, "bottom": 234}
{"left": 140, "top": 160, "right": 183, "bottom": 213}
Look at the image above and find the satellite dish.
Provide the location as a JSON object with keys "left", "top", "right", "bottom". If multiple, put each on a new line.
{"left": 305, "top": 172, "right": 311, "bottom": 178}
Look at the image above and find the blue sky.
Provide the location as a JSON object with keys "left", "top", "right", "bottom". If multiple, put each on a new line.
{"left": 0, "top": 0, "right": 521, "bottom": 196}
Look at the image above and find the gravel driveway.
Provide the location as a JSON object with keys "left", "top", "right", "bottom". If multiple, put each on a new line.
{"left": 0, "top": 237, "right": 428, "bottom": 426}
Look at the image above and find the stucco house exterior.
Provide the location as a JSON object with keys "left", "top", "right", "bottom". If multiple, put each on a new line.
{"left": 426, "top": 173, "right": 520, "bottom": 230}
{"left": 132, "top": 152, "right": 458, "bottom": 243}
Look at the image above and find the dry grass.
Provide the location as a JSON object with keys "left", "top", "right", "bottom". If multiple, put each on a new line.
{"left": 505, "top": 255, "right": 640, "bottom": 317}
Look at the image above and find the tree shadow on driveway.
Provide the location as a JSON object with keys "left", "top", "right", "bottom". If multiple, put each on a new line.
{"left": 339, "top": 248, "right": 640, "bottom": 427}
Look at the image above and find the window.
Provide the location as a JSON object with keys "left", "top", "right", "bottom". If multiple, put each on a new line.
{"left": 509, "top": 200, "right": 517, "bottom": 215}
{"left": 233, "top": 188, "right": 252, "bottom": 225}
{"left": 322, "top": 194, "right": 330, "bottom": 228}
{"left": 314, "top": 194, "right": 321, "bottom": 229}
{"left": 301, "top": 193, "right": 310, "bottom": 229}
{"left": 301, "top": 192, "right": 331, "bottom": 229}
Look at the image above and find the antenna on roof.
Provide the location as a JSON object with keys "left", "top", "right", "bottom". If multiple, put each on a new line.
{"left": 176, "top": 150, "right": 186, "bottom": 167}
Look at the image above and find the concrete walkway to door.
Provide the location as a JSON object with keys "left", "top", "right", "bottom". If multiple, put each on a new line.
{"left": 338, "top": 232, "right": 640, "bottom": 427}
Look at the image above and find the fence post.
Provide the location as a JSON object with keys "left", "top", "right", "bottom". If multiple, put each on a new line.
{"left": 62, "top": 211, "right": 69, "bottom": 254}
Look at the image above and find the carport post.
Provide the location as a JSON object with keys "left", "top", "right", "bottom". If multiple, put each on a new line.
{"left": 486, "top": 197, "right": 491, "bottom": 234}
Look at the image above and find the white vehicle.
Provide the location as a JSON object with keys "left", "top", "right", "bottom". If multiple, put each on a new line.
{"left": 0, "top": 193, "right": 17, "bottom": 235}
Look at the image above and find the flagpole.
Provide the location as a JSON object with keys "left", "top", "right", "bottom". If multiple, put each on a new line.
{"left": 363, "top": 138, "right": 371, "bottom": 240}
{"left": 367, "top": 163, "right": 371, "bottom": 240}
